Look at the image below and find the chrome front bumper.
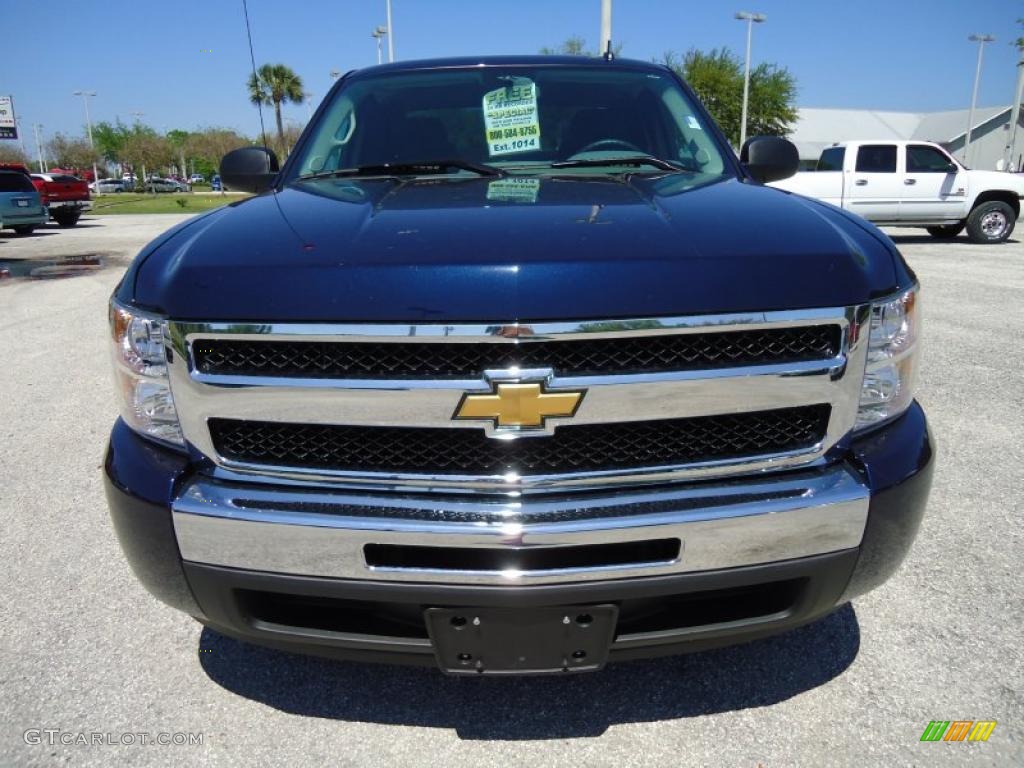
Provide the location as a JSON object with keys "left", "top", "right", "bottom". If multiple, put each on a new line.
{"left": 173, "top": 463, "right": 869, "bottom": 586}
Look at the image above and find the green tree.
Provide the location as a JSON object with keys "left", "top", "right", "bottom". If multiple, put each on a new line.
{"left": 45, "top": 133, "right": 99, "bottom": 170}
{"left": 540, "top": 36, "right": 622, "bottom": 57}
{"left": 185, "top": 127, "right": 252, "bottom": 177}
{"left": 0, "top": 143, "right": 32, "bottom": 165}
{"left": 93, "top": 120, "right": 132, "bottom": 166}
{"left": 540, "top": 36, "right": 588, "bottom": 56}
{"left": 122, "top": 128, "right": 174, "bottom": 191}
{"left": 247, "top": 63, "right": 304, "bottom": 150}
{"left": 661, "top": 48, "right": 797, "bottom": 147}
{"left": 277, "top": 120, "right": 304, "bottom": 158}
{"left": 166, "top": 129, "right": 191, "bottom": 178}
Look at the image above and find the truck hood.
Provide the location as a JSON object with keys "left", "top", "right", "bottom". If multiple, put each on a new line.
{"left": 130, "top": 174, "right": 902, "bottom": 322}
{"left": 967, "top": 169, "right": 1024, "bottom": 195}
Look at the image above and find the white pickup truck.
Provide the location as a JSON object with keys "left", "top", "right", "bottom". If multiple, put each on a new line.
{"left": 771, "top": 140, "right": 1024, "bottom": 243}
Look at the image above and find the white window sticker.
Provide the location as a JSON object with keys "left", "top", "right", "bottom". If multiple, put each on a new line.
{"left": 486, "top": 177, "right": 541, "bottom": 203}
{"left": 686, "top": 115, "right": 702, "bottom": 130}
{"left": 483, "top": 81, "right": 541, "bottom": 156}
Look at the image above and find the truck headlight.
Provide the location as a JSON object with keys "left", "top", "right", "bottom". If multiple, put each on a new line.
{"left": 109, "top": 300, "right": 184, "bottom": 447}
{"left": 856, "top": 287, "right": 919, "bottom": 431}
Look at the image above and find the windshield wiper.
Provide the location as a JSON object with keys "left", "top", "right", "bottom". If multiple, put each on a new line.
{"left": 549, "top": 156, "right": 693, "bottom": 172}
{"left": 296, "top": 160, "right": 505, "bottom": 181}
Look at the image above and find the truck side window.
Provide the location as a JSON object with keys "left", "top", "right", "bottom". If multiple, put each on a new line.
{"left": 816, "top": 147, "right": 845, "bottom": 171}
{"left": 855, "top": 145, "right": 897, "bottom": 173}
{"left": 906, "top": 145, "right": 955, "bottom": 173}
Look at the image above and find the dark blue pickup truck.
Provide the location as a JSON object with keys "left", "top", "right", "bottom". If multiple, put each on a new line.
{"left": 105, "top": 56, "right": 933, "bottom": 675}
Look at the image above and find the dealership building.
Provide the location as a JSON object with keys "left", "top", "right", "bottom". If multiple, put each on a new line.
{"left": 786, "top": 105, "right": 1024, "bottom": 171}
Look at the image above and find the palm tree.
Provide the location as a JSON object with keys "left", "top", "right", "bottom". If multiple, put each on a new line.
{"left": 247, "top": 63, "right": 304, "bottom": 150}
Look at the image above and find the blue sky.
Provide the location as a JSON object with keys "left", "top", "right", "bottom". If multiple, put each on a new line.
{"left": 3, "top": 0, "right": 1022, "bottom": 143}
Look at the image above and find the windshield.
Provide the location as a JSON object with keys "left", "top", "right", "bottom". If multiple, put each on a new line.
{"left": 289, "top": 65, "right": 730, "bottom": 180}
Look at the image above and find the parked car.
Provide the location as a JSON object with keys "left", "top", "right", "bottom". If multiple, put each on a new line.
{"left": 144, "top": 177, "right": 189, "bottom": 193}
{"left": 48, "top": 166, "right": 96, "bottom": 183}
{"left": 0, "top": 169, "right": 48, "bottom": 234}
{"left": 29, "top": 173, "right": 92, "bottom": 227}
{"left": 105, "top": 55, "right": 933, "bottom": 675}
{"left": 189, "top": 173, "right": 205, "bottom": 184}
{"left": 91, "top": 178, "right": 126, "bottom": 193}
{"left": 210, "top": 174, "right": 222, "bottom": 191}
{"left": 771, "top": 140, "right": 1024, "bottom": 243}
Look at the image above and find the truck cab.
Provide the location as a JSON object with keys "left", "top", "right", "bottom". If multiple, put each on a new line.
{"left": 771, "top": 140, "right": 1024, "bottom": 243}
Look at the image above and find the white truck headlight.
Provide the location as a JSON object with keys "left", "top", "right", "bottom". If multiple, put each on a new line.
{"left": 856, "top": 287, "right": 919, "bottom": 431}
{"left": 109, "top": 300, "right": 184, "bottom": 447}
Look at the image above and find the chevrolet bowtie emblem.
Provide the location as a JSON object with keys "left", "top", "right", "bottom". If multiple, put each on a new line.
{"left": 454, "top": 382, "right": 584, "bottom": 430}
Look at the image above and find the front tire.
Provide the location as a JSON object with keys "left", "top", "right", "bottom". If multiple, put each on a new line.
{"left": 966, "top": 201, "right": 1015, "bottom": 244}
{"left": 926, "top": 223, "right": 964, "bottom": 239}
{"left": 13, "top": 225, "right": 36, "bottom": 235}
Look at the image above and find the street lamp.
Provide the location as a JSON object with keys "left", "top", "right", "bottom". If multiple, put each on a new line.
{"left": 734, "top": 11, "right": 766, "bottom": 149}
{"left": 32, "top": 123, "right": 45, "bottom": 173}
{"left": 372, "top": 25, "right": 387, "bottom": 65}
{"left": 964, "top": 34, "right": 995, "bottom": 166}
{"left": 129, "top": 111, "right": 145, "bottom": 187}
{"left": 329, "top": 70, "right": 342, "bottom": 80}
{"left": 385, "top": 0, "right": 394, "bottom": 62}
{"left": 15, "top": 117, "right": 27, "bottom": 157}
{"left": 1005, "top": 53, "right": 1024, "bottom": 171}
{"left": 73, "top": 89, "right": 100, "bottom": 194}
{"left": 600, "top": 0, "right": 612, "bottom": 57}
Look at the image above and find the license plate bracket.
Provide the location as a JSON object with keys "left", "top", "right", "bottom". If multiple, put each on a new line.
{"left": 425, "top": 604, "right": 618, "bottom": 675}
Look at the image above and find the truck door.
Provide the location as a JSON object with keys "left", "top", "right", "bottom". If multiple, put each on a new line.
{"left": 848, "top": 144, "right": 901, "bottom": 221}
{"left": 901, "top": 144, "right": 967, "bottom": 222}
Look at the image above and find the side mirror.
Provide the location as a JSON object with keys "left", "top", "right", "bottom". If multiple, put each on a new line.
{"left": 219, "top": 147, "right": 279, "bottom": 193}
{"left": 740, "top": 136, "right": 800, "bottom": 184}
{"left": 945, "top": 162, "right": 958, "bottom": 174}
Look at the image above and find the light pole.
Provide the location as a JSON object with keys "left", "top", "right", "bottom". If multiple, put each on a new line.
{"left": 385, "top": 0, "right": 394, "bottom": 62}
{"left": 16, "top": 117, "right": 28, "bottom": 156}
{"left": 130, "top": 111, "right": 145, "bottom": 187}
{"left": 600, "top": 0, "right": 612, "bottom": 57}
{"left": 329, "top": 70, "right": 342, "bottom": 80}
{"left": 964, "top": 34, "right": 994, "bottom": 166}
{"left": 735, "top": 11, "right": 766, "bottom": 149}
{"left": 1005, "top": 52, "right": 1024, "bottom": 171}
{"left": 303, "top": 92, "right": 315, "bottom": 120}
{"left": 372, "top": 25, "right": 387, "bottom": 65}
{"left": 73, "top": 90, "right": 100, "bottom": 194}
{"left": 32, "top": 123, "right": 45, "bottom": 172}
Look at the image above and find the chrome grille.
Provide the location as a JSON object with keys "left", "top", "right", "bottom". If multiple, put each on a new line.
{"left": 209, "top": 405, "right": 831, "bottom": 476}
{"left": 167, "top": 307, "right": 870, "bottom": 493}
{"left": 193, "top": 325, "right": 842, "bottom": 379}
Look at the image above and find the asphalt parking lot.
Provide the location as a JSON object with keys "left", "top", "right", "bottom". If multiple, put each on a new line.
{"left": 1, "top": 214, "right": 1021, "bottom": 767}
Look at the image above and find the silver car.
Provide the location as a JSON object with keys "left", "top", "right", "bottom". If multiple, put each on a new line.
{"left": 91, "top": 178, "right": 126, "bottom": 193}
{"left": 146, "top": 177, "right": 189, "bottom": 193}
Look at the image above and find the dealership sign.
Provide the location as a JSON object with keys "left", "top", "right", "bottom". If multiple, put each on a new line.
{"left": 0, "top": 97, "right": 17, "bottom": 140}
